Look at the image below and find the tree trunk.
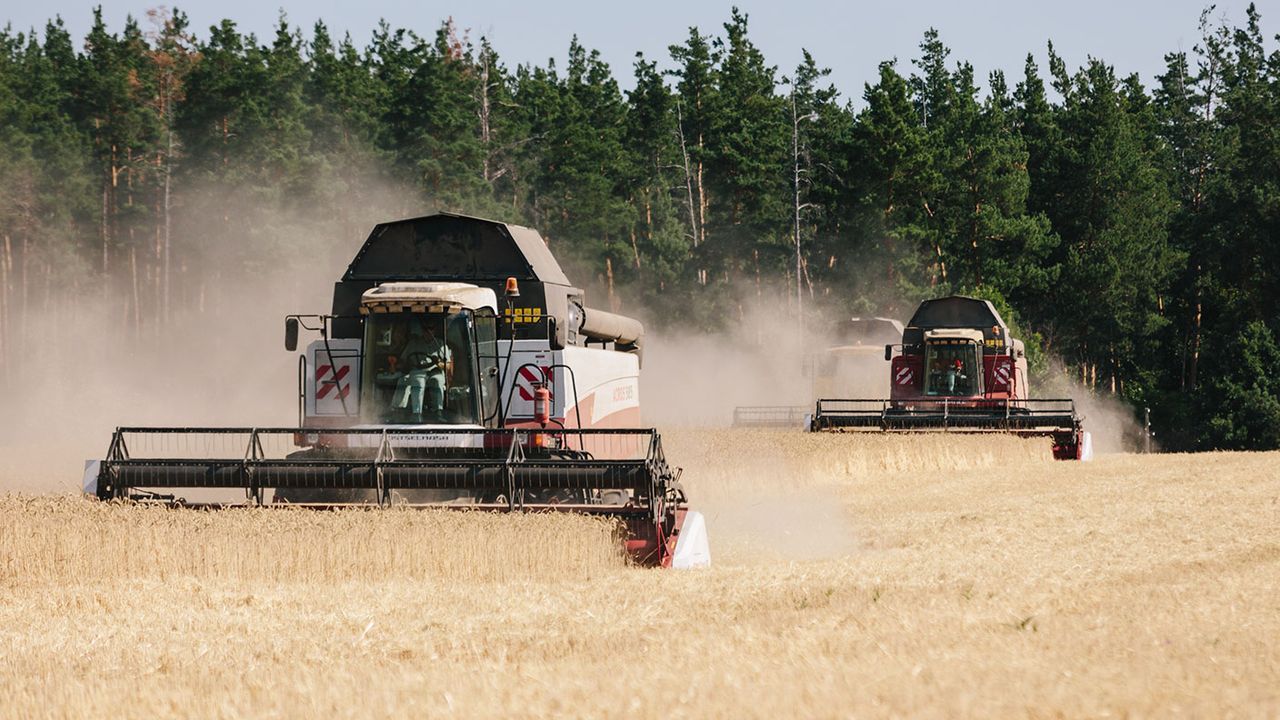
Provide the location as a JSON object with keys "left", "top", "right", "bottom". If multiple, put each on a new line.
{"left": 163, "top": 124, "right": 174, "bottom": 326}
{"left": 629, "top": 223, "right": 642, "bottom": 271}
{"left": 1188, "top": 287, "right": 1202, "bottom": 390}
{"left": 753, "top": 248, "right": 761, "bottom": 298}
{"left": 675, "top": 100, "right": 700, "bottom": 251}
{"left": 753, "top": 249, "right": 763, "bottom": 347}
{"left": 1109, "top": 346, "right": 1118, "bottom": 394}
{"left": 605, "top": 257, "right": 618, "bottom": 312}
{"left": 696, "top": 155, "right": 707, "bottom": 248}
{"left": 153, "top": 202, "right": 162, "bottom": 336}
{"left": 0, "top": 234, "right": 9, "bottom": 385}
{"left": 478, "top": 51, "right": 492, "bottom": 184}
{"left": 131, "top": 246, "right": 141, "bottom": 337}
{"left": 101, "top": 180, "right": 111, "bottom": 277}
{"left": 20, "top": 236, "right": 29, "bottom": 354}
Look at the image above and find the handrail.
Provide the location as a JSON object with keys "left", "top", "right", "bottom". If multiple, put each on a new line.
{"left": 111, "top": 426, "right": 660, "bottom": 437}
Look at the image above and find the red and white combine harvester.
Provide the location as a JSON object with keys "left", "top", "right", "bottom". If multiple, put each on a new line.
{"left": 87, "top": 213, "right": 711, "bottom": 568}
{"left": 810, "top": 296, "right": 1092, "bottom": 461}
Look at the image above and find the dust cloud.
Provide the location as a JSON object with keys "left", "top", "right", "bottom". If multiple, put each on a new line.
{"left": 636, "top": 298, "right": 882, "bottom": 562}
{"left": 640, "top": 299, "right": 894, "bottom": 427}
{"left": 641, "top": 304, "right": 810, "bottom": 426}
{"left": 661, "top": 428, "right": 862, "bottom": 562}
{"left": 0, "top": 179, "right": 423, "bottom": 493}
{"left": 1038, "top": 360, "right": 1149, "bottom": 454}
{"left": 1072, "top": 391, "right": 1149, "bottom": 454}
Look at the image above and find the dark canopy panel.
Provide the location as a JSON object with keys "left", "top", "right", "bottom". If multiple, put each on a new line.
{"left": 329, "top": 213, "right": 582, "bottom": 343}
{"left": 907, "top": 297, "right": 1006, "bottom": 332}
{"left": 902, "top": 296, "right": 1011, "bottom": 353}
{"left": 345, "top": 214, "right": 537, "bottom": 282}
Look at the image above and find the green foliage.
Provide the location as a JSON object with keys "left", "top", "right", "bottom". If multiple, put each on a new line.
{"left": 1195, "top": 321, "right": 1280, "bottom": 450}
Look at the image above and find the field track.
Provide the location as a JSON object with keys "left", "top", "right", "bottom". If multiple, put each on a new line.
{"left": 2, "top": 430, "right": 1278, "bottom": 718}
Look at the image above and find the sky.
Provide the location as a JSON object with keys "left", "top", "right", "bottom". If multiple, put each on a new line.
{"left": 1, "top": 0, "right": 1267, "bottom": 103}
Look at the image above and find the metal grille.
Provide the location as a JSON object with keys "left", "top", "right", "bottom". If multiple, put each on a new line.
{"left": 812, "top": 398, "right": 1081, "bottom": 434}
{"left": 731, "top": 405, "right": 808, "bottom": 428}
{"left": 98, "top": 427, "right": 677, "bottom": 517}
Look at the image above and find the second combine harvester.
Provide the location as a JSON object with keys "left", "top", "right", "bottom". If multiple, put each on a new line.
{"left": 89, "top": 213, "right": 711, "bottom": 568}
{"left": 811, "top": 296, "right": 1092, "bottom": 460}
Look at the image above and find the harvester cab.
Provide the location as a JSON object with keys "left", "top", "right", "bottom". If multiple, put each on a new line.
{"left": 88, "top": 213, "right": 711, "bottom": 568}
{"left": 919, "top": 330, "right": 985, "bottom": 397}
{"left": 812, "top": 296, "right": 1092, "bottom": 461}
{"left": 294, "top": 282, "right": 502, "bottom": 429}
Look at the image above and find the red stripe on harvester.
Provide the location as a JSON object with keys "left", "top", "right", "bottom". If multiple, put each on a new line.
{"left": 317, "top": 364, "right": 351, "bottom": 399}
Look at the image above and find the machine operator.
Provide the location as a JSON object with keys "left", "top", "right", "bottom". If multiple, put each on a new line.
{"left": 946, "top": 358, "right": 965, "bottom": 393}
{"left": 391, "top": 319, "right": 452, "bottom": 422}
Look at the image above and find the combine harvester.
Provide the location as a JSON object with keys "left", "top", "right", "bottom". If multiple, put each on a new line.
{"left": 732, "top": 316, "right": 902, "bottom": 428}
{"left": 810, "top": 296, "right": 1091, "bottom": 460}
{"left": 85, "top": 213, "right": 711, "bottom": 568}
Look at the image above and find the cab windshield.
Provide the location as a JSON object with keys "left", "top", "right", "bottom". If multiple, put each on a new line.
{"left": 361, "top": 311, "right": 478, "bottom": 424}
{"left": 924, "top": 342, "right": 981, "bottom": 397}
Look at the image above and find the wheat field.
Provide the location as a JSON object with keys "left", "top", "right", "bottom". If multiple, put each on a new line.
{"left": 2, "top": 431, "right": 1279, "bottom": 718}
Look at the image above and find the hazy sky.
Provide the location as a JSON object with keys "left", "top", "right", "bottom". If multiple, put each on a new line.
{"left": 3, "top": 1, "right": 1264, "bottom": 103}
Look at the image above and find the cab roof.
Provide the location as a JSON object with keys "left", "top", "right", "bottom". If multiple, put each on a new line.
{"left": 360, "top": 282, "right": 498, "bottom": 313}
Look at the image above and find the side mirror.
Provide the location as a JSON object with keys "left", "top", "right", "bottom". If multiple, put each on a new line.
{"left": 884, "top": 344, "right": 893, "bottom": 362}
{"left": 285, "top": 317, "right": 299, "bottom": 352}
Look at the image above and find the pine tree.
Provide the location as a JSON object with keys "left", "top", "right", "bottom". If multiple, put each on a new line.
{"left": 1045, "top": 59, "right": 1179, "bottom": 394}
{"left": 849, "top": 60, "right": 935, "bottom": 309}
{"left": 623, "top": 53, "right": 688, "bottom": 300}
{"left": 787, "top": 50, "right": 854, "bottom": 309}
{"left": 667, "top": 25, "right": 718, "bottom": 262}
{"left": 538, "top": 38, "right": 632, "bottom": 293}
{"left": 1182, "top": 4, "right": 1280, "bottom": 447}
{"left": 704, "top": 7, "right": 788, "bottom": 282}
{"left": 388, "top": 21, "right": 488, "bottom": 208}
{"left": 144, "top": 7, "right": 195, "bottom": 323}
{"left": 931, "top": 60, "right": 1057, "bottom": 304}
{"left": 1013, "top": 55, "right": 1058, "bottom": 210}
{"left": 81, "top": 10, "right": 163, "bottom": 327}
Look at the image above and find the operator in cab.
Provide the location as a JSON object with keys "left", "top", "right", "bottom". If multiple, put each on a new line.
{"left": 391, "top": 318, "right": 452, "bottom": 422}
{"left": 946, "top": 358, "right": 965, "bottom": 393}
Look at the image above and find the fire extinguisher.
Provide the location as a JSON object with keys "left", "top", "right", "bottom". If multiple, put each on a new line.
{"left": 533, "top": 384, "right": 551, "bottom": 426}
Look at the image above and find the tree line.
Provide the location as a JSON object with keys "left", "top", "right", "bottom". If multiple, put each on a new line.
{"left": 0, "top": 6, "right": 1277, "bottom": 449}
